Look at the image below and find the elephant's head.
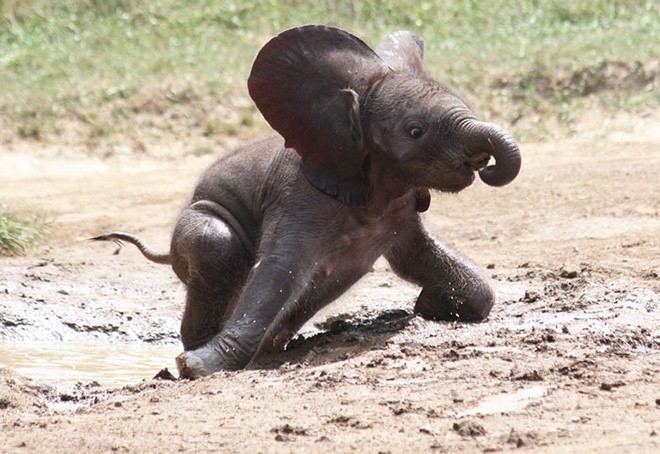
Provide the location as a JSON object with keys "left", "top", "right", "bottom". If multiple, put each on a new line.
{"left": 248, "top": 26, "right": 521, "bottom": 205}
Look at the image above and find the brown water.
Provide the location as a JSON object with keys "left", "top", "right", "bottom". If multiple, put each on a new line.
{"left": 0, "top": 341, "right": 180, "bottom": 386}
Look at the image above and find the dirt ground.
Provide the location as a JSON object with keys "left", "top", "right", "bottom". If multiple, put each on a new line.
{"left": 0, "top": 107, "right": 658, "bottom": 453}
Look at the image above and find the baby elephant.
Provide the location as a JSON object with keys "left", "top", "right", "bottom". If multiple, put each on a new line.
{"left": 94, "top": 26, "right": 520, "bottom": 379}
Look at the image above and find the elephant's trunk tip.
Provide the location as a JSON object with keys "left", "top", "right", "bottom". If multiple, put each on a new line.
{"left": 477, "top": 128, "right": 521, "bottom": 187}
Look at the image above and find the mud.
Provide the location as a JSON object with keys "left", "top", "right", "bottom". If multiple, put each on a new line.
{"left": 0, "top": 109, "right": 659, "bottom": 453}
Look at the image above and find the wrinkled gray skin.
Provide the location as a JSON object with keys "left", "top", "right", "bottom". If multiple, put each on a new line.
{"left": 95, "top": 26, "right": 521, "bottom": 379}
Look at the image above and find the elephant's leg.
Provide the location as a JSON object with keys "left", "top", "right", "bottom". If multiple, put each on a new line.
{"left": 260, "top": 270, "right": 368, "bottom": 352}
{"left": 179, "top": 279, "right": 244, "bottom": 351}
{"left": 176, "top": 235, "right": 318, "bottom": 378}
{"left": 170, "top": 207, "right": 252, "bottom": 351}
{"left": 385, "top": 219, "right": 494, "bottom": 321}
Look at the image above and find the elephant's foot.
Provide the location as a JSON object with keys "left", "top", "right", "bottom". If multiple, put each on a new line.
{"left": 176, "top": 350, "right": 213, "bottom": 379}
{"left": 176, "top": 344, "right": 231, "bottom": 379}
{"left": 414, "top": 285, "right": 494, "bottom": 322}
{"left": 176, "top": 338, "right": 251, "bottom": 379}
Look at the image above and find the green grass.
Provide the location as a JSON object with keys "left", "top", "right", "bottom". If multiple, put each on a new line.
{"left": 0, "top": 209, "right": 48, "bottom": 256}
{"left": 0, "top": 0, "right": 658, "bottom": 146}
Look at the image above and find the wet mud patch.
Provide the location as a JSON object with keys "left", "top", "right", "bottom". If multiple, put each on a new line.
{"left": 0, "top": 252, "right": 182, "bottom": 344}
{"left": 0, "top": 369, "right": 50, "bottom": 411}
{"left": 252, "top": 309, "right": 414, "bottom": 369}
{"left": 1, "top": 366, "right": 181, "bottom": 417}
{"left": 0, "top": 368, "right": 106, "bottom": 413}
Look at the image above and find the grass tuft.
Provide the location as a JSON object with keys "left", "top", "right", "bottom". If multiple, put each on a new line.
{"left": 0, "top": 208, "right": 48, "bottom": 256}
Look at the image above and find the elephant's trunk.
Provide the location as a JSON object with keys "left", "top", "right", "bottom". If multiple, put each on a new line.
{"left": 463, "top": 120, "right": 521, "bottom": 187}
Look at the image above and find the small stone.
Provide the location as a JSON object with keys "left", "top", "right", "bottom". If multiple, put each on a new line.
{"left": 559, "top": 267, "right": 579, "bottom": 279}
{"left": 452, "top": 420, "right": 486, "bottom": 437}
{"left": 600, "top": 382, "right": 625, "bottom": 391}
{"left": 153, "top": 368, "right": 176, "bottom": 381}
{"left": 515, "top": 370, "right": 544, "bottom": 381}
{"left": 521, "top": 290, "right": 542, "bottom": 303}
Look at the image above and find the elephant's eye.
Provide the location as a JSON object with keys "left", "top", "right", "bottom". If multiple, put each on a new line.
{"left": 408, "top": 126, "right": 425, "bottom": 139}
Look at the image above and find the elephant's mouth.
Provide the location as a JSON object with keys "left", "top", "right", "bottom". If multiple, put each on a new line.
{"left": 393, "top": 155, "right": 484, "bottom": 193}
{"left": 456, "top": 152, "right": 491, "bottom": 172}
{"left": 422, "top": 161, "right": 475, "bottom": 193}
{"left": 433, "top": 153, "right": 491, "bottom": 193}
{"left": 469, "top": 155, "right": 491, "bottom": 171}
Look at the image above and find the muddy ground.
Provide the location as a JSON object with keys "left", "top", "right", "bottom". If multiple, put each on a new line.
{"left": 0, "top": 108, "right": 659, "bottom": 453}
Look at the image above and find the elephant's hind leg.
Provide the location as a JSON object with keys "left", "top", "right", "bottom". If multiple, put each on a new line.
{"left": 170, "top": 206, "right": 252, "bottom": 351}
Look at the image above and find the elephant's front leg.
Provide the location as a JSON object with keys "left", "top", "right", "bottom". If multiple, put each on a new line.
{"left": 385, "top": 218, "right": 494, "bottom": 321}
{"left": 176, "top": 247, "right": 310, "bottom": 379}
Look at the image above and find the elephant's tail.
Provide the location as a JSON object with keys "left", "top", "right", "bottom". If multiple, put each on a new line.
{"left": 90, "top": 232, "right": 171, "bottom": 265}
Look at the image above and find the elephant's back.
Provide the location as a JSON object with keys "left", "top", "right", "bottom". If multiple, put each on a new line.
{"left": 187, "top": 134, "right": 301, "bottom": 246}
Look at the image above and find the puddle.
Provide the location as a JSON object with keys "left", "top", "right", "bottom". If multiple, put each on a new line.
{"left": 457, "top": 386, "right": 547, "bottom": 416}
{"left": 0, "top": 341, "right": 180, "bottom": 387}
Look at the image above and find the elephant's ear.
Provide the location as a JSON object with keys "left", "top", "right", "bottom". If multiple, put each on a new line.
{"left": 377, "top": 31, "right": 425, "bottom": 76}
{"left": 248, "top": 25, "right": 389, "bottom": 205}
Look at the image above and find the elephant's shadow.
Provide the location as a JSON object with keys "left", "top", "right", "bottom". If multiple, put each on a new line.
{"left": 249, "top": 309, "right": 415, "bottom": 370}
